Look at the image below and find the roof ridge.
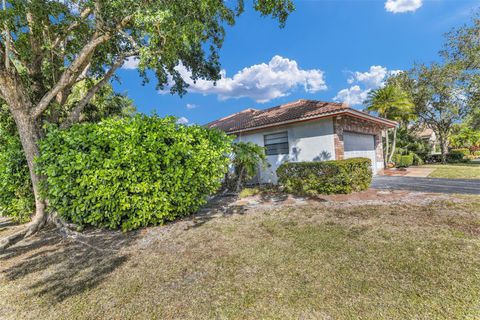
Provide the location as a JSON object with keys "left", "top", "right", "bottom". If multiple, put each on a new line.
{"left": 214, "top": 107, "right": 259, "bottom": 122}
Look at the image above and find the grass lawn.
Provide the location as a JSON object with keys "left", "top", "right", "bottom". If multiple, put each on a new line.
{"left": 1, "top": 195, "right": 480, "bottom": 319}
{"left": 425, "top": 162, "right": 480, "bottom": 179}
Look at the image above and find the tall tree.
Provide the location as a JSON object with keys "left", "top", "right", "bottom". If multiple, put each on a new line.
{"left": 365, "top": 83, "right": 414, "bottom": 164}
{"left": 0, "top": 0, "right": 294, "bottom": 249}
{"left": 407, "top": 63, "right": 470, "bottom": 163}
{"left": 440, "top": 13, "right": 480, "bottom": 130}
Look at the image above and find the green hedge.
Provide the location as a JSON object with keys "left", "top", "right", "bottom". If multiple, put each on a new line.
{"left": 37, "top": 115, "right": 232, "bottom": 230}
{"left": 451, "top": 148, "right": 470, "bottom": 157}
{"left": 276, "top": 158, "right": 372, "bottom": 195}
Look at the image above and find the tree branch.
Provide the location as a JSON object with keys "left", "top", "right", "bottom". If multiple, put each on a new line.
{"left": 52, "top": 7, "right": 92, "bottom": 50}
{"left": 31, "top": 34, "right": 110, "bottom": 119}
{"left": 31, "top": 14, "right": 134, "bottom": 119}
{"left": 60, "top": 54, "right": 130, "bottom": 128}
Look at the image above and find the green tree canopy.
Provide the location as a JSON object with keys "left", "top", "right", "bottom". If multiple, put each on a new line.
{"left": 365, "top": 83, "right": 415, "bottom": 125}
{"left": 0, "top": 0, "right": 295, "bottom": 249}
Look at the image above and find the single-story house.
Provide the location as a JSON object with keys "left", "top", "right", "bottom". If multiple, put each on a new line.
{"left": 207, "top": 99, "right": 397, "bottom": 183}
{"left": 413, "top": 126, "right": 440, "bottom": 154}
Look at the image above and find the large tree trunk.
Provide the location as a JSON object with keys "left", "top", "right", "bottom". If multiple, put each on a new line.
{"left": 439, "top": 134, "right": 449, "bottom": 164}
{"left": 235, "top": 166, "right": 246, "bottom": 193}
{"left": 0, "top": 107, "right": 47, "bottom": 250}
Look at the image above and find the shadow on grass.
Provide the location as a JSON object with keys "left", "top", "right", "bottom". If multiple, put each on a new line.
{"left": 0, "top": 226, "right": 138, "bottom": 303}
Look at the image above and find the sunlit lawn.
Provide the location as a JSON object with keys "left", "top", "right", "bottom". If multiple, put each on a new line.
{"left": 425, "top": 162, "right": 480, "bottom": 179}
{"left": 1, "top": 197, "right": 480, "bottom": 319}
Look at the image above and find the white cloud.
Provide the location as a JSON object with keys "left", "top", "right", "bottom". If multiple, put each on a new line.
{"left": 176, "top": 117, "right": 189, "bottom": 124}
{"left": 334, "top": 85, "right": 370, "bottom": 106}
{"left": 169, "top": 55, "right": 327, "bottom": 103}
{"left": 186, "top": 103, "right": 198, "bottom": 109}
{"left": 122, "top": 57, "right": 139, "bottom": 70}
{"left": 352, "top": 66, "right": 388, "bottom": 88}
{"left": 385, "top": 0, "right": 422, "bottom": 13}
{"left": 334, "top": 66, "right": 401, "bottom": 106}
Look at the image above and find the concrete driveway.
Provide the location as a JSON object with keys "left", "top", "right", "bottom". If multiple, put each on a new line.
{"left": 372, "top": 176, "right": 480, "bottom": 195}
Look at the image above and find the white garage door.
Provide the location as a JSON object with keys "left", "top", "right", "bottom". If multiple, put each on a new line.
{"left": 343, "top": 132, "right": 377, "bottom": 174}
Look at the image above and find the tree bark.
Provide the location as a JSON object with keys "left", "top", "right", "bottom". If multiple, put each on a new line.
{"left": 388, "top": 127, "right": 397, "bottom": 164}
{"left": 439, "top": 133, "right": 449, "bottom": 164}
{"left": 0, "top": 107, "right": 47, "bottom": 250}
{"left": 235, "top": 166, "right": 246, "bottom": 193}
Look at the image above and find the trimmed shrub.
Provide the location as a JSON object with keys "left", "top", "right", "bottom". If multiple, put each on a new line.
{"left": 397, "top": 154, "right": 414, "bottom": 168}
{"left": 393, "top": 152, "right": 416, "bottom": 167}
{"left": 276, "top": 158, "right": 372, "bottom": 195}
{"left": 37, "top": 115, "right": 232, "bottom": 230}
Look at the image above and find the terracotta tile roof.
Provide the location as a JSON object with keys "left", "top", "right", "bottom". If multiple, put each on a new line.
{"left": 206, "top": 99, "right": 396, "bottom": 133}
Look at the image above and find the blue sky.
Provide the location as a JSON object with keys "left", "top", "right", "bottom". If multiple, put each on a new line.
{"left": 114, "top": 0, "right": 479, "bottom": 125}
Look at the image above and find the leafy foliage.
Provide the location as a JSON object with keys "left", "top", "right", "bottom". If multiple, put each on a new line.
{"left": 0, "top": 87, "right": 135, "bottom": 223}
{"left": 276, "top": 158, "right": 372, "bottom": 195}
{"left": 390, "top": 127, "right": 432, "bottom": 166}
{"left": 0, "top": 104, "right": 33, "bottom": 222}
{"left": 365, "top": 84, "right": 415, "bottom": 124}
{"left": 0, "top": 0, "right": 294, "bottom": 102}
{"left": 228, "top": 142, "right": 267, "bottom": 191}
{"left": 37, "top": 115, "right": 232, "bottom": 230}
{"left": 393, "top": 153, "right": 414, "bottom": 168}
{"left": 449, "top": 125, "right": 480, "bottom": 150}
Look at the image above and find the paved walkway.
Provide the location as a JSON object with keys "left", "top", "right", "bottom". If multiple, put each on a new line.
{"left": 380, "top": 167, "right": 435, "bottom": 178}
{"left": 372, "top": 176, "right": 480, "bottom": 195}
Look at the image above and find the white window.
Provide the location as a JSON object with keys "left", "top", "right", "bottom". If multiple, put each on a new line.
{"left": 264, "top": 132, "right": 289, "bottom": 156}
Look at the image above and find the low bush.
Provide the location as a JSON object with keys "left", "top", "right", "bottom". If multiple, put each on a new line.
{"left": 474, "top": 151, "right": 480, "bottom": 158}
{"left": 276, "top": 158, "right": 372, "bottom": 195}
{"left": 447, "top": 151, "right": 465, "bottom": 162}
{"left": 451, "top": 148, "right": 470, "bottom": 157}
{"left": 393, "top": 152, "right": 415, "bottom": 168}
{"left": 397, "top": 154, "right": 414, "bottom": 168}
{"left": 37, "top": 115, "right": 232, "bottom": 230}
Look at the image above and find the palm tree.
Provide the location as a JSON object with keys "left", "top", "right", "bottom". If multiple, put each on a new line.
{"left": 365, "top": 84, "right": 415, "bottom": 164}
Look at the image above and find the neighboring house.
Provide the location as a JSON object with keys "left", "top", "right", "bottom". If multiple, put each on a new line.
{"left": 207, "top": 99, "right": 397, "bottom": 183}
{"left": 414, "top": 126, "right": 439, "bottom": 154}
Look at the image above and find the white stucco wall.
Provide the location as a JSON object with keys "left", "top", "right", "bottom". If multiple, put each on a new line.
{"left": 236, "top": 118, "right": 335, "bottom": 184}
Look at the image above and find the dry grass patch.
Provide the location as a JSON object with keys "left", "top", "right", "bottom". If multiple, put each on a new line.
{"left": 1, "top": 196, "right": 480, "bottom": 319}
